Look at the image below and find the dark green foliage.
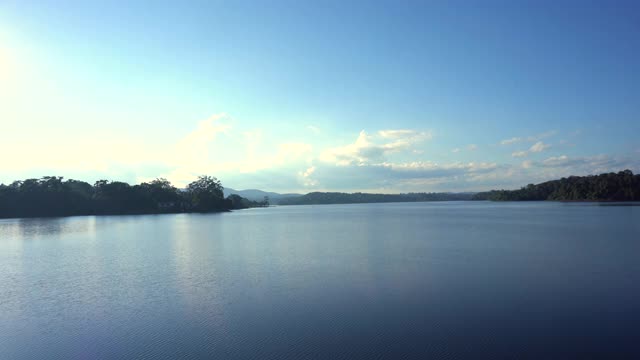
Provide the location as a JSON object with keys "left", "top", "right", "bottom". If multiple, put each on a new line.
{"left": 0, "top": 177, "right": 94, "bottom": 217}
{"left": 473, "top": 170, "right": 640, "bottom": 201}
{"left": 0, "top": 175, "right": 259, "bottom": 219}
{"left": 186, "top": 176, "right": 225, "bottom": 212}
{"left": 278, "top": 192, "right": 474, "bottom": 205}
{"left": 226, "top": 194, "right": 269, "bottom": 209}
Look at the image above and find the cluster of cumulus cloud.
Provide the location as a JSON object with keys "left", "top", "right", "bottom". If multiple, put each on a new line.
{"left": 149, "top": 114, "right": 637, "bottom": 192}
{"left": 1, "top": 114, "right": 637, "bottom": 193}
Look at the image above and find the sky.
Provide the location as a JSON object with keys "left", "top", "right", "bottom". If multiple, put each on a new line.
{"left": 1, "top": 0, "right": 639, "bottom": 193}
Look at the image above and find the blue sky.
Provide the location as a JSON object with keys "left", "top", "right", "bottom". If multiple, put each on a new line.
{"left": 1, "top": 0, "right": 639, "bottom": 192}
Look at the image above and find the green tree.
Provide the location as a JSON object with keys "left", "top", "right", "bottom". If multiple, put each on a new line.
{"left": 187, "top": 175, "right": 225, "bottom": 212}
{"left": 141, "top": 178, "right": 181, "bottom": 207}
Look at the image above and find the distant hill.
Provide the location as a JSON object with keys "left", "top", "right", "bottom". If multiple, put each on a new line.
{"left": 277, "top": 192, "right": 475, "bottom": 205}
{"left": 473, "top": 170, "right": 640, "bottom": 201}
{"left": 223, "top": 188, "right": 301, "bottom": 203}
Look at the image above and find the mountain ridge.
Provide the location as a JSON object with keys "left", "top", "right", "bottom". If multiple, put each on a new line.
{"left": 223, "top": 188, "right": 301, "bottom": 203}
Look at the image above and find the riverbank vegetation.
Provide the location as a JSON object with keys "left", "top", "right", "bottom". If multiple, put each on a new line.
{"left": 473, "top": 170, "right": 640, "bottom": 201}
{"left": 278, "top": 191, "right": 474, "bottom": 205}
{"left": 0, "top": 176, "right": 267, "bottom": 219}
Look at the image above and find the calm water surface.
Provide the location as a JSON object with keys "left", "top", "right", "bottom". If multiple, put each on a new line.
{"left": 1, "top": 202, "right": 639, "bottom": 359}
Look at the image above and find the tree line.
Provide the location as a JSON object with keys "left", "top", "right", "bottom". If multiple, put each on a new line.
{"left": 278, "top": 191, "right": 474, "bottom": 205}
{"left": 0, "top": 175, "right": 268, "bottom": 219}
{"left": 472, "top": 170, "right": 640, "bottom": 201}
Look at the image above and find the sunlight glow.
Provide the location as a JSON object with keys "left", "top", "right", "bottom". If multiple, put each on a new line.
{"left": 0, "top": 45, "right": 14, "bottom": 89}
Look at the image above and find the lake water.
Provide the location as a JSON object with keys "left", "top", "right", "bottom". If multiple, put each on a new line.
{"left": 1, "top": 202, "right": 639, "bottom": 359}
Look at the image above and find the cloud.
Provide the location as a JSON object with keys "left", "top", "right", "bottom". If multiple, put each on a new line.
{"left": 378, "top": 129, "right": 431, "bottom": 139}
{"left": 536, "top": 154, "right": 631, "bottom": 171}
{"left": 162, "top": 114, "right": 233, "bottom": 185}
{"left": 527, "top": 130, "right": 557, "bottom": 142}
{"left": 169, "top": 114, "right": 232, "bottom": 163}
{"left": 301, "top": 159, "right": 505, "bottom": 192}
{"left": 306, "top": 125, "right": 320, "bottom": 134}
{"left": 511, "top": 141, "right": 551, "bottom": 158}
{"left": 303, "top": 148, "right": 640, "bottom": 193}
{"left": 298, "top": 166, "right": 318, "bottom": 187}
{"left": 306, "top": 162, "right": 464, "bottom": 191}
{"left": 3, "top": 110, "right": 637, "bottom": 194}
{"left": 319, "top": 129, "right": 430, "bottom": 166}
{"left": 181, "top": 114, "right": 231, "bottom": 143}
{"left": 151, "top": 114, "right": 320, "bottom": 187}
{"left": 557, "top": 139, "right": 576, "bottom": 147}
{"left": 510, "top": 154, "right": 640, "bottom": 187}
{"left": 529, "top": 141, "right": 551, "bottom": 153}
{"left": 319, "top": 130, "right": 375, "bottom": 165}
{"left": 501, "top": 131, "right": 556, "bottom": 146}
{"left": 541, "top": 155, "right": 570, "bottom": 167}
{"left": 501, "top": 137, "right": 522, "bottom": 145}
{"left": 451, "top": 145, "right": 476, "bottom": 153}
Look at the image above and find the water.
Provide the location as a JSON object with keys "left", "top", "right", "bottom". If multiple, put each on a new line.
{"left": 1, "top": 202, "right": 639, "bottom": 359}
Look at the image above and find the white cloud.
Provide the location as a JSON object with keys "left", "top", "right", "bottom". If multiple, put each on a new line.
{"left": 319, "top": 129, "right": 430, "bottom": 166}
{"left": 153, "top": 114, "right": 318, "bottom": 187}
{"left": 527, "top": 130, "right": 557, "bottom": 142}
{"left": 306, "top": 125, "right": 321, "bottom": 134}
{"left": 500, "top": 131, "right": 556, "bottom": 158}
{"left": 162, "top": 114, "right": 233, "bottom": 184}
{"left": 182, "top": 114, "right": 231, "bottom": 143}
{"left": 529, "top": 141, "right": 551, "bottom": 153}
{"left": 500, "top": 137, "right": 522, "bottom": 145}
{"left": 541, "top": 155, "right": 569, "bottom": 167}
{"left": 378, "top": 129, "right": 431, "bottom": 140}
{"left": 4, "top": 109, "right": 638, "bottom": 193}
{"left": 451, "top": 144, "right": 477, "bottom": 153}
{"left": 319, "top": 130, "right": 372, "bottom": 165}
{"left": 304, "top": 159, "right": 509, "bottom": 192}
{"left": 508, "top": 155, "right": 640, "bottom": 188}
{"left": 169, "top": 114, "right": 231, "bottom": 163}
{"left": 501, "top": 131, "right": 556, "bottom": 146}
{"left": 467, "top": 162, "right": 499, "bottom": 172}
{"left": 298, "top": 166, "right": 318, "bottom": 187}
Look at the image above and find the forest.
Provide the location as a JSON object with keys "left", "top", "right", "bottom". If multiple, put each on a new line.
{"left": 0, "top": 176, "right": 267, "bottom": 219}
{"left": 473, "top": 170, "right": 640, "bottom": 201}
{"left": 278, "top": 191, "right": 474, "bottom": 205}
{"left": 3, "top": 170, "right": 638, "bottom": 218}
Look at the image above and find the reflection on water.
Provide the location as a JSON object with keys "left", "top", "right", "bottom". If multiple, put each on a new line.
{"left": 0, "top": 203, "right": 639, "bottom": 359}
{"left": 0, "top": 216, "right": 96, "bottom": 239}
